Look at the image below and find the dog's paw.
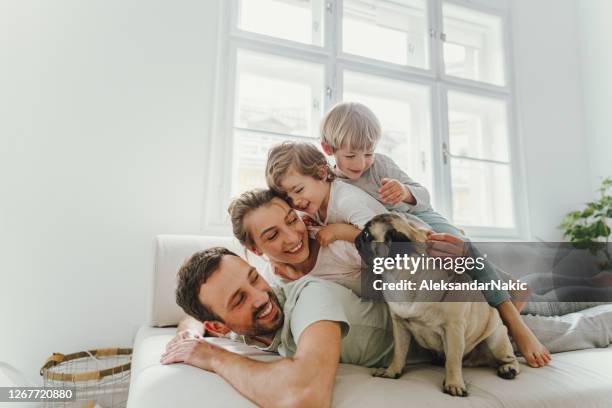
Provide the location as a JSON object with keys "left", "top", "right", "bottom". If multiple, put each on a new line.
{"left": 443, "top": 379, "right": 468, "bottom": 397}
{"left": 497, "top": 362, "right": 520, "bottom": 380}
{"left": 372, "top": 367, "right": 402, "bottom": 379}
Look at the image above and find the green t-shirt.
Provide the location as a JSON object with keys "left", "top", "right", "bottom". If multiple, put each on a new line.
{"left": 260, "top": 276, "right": 395, "bottom": 368}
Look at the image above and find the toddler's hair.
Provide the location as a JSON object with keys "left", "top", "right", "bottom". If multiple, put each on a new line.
{"left": 320, "top": 102, "right": 381, "bottom": 151}
{"left": 265, "top": 141, "right": 335, "bottom": 193}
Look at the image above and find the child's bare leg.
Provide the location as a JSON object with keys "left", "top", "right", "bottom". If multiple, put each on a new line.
{"left": 510, "top": 284, "right": 532, "bottom": 313}
{"left": 497, "top": 300, "right": 551, "bottom": 368}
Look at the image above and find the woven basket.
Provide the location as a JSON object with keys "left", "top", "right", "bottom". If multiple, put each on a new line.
{"left": 40, "top": 348, "right": 132, "bottom": 408}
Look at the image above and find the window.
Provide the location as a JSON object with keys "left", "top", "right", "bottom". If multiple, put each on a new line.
{"left": 206, "top": 0, "right": 524, "bottom": 238}
{"left": 232, "top": 50, "right": 325, "bottom": 195}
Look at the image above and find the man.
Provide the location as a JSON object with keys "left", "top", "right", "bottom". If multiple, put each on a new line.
{"left": 161, "top": 247, "right": 612, "bottom": 407}
{"left": 160, "top": 246, "right": 407, "bottom": 408}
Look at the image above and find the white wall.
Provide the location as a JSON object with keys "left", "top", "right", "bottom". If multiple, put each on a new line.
{"left": 511, "top": 0, "right": 593, "bottom": 240}
{"left": 0, "top": 0, "right": 607, "bottom": 382}
{"left": 576, "top": 0, "right": 612, "bottom": 193}
{"left": 0, "top": 0, "right": 221, "bottom": 382}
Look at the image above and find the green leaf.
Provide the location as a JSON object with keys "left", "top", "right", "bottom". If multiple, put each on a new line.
{"left": 581, "top": 207, "right": 595, "bottom": 218}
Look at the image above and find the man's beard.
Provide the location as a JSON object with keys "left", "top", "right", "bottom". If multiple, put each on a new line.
{"left": 248, "top": 289, "right": 284, "bottom": 337}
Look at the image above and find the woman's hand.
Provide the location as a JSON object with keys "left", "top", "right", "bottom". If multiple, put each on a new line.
{"left": 426, "top": 231, "right": 467, "bottom": 257}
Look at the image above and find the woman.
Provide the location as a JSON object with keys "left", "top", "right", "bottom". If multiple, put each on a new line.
{"left": 227, "top": 188, "right": 363, "bottom": 294}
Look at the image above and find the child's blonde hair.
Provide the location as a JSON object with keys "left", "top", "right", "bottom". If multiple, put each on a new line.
{"left": 320, "top": 102, "right": 381, "bottom": 151}
{"left": 265, "top": 141, "right": 335, "bottom": 193}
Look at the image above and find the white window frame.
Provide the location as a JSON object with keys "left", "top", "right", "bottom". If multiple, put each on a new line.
{"left": 202, "top": 0, "right": 530, "bottom": 240}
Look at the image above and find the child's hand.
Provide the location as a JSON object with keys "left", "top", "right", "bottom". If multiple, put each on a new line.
{"left": 316, "top": 223, "right": 361, "bottom": 246}
{"left": 316, "top": 225, "right": 339, "bottom": 247}
{"left": 379, "top": 178, "right": 415, "bottom": 205}
{"left": 271, "top": 261, "right": 302, "bottom": 281}
{"left": 426, "top": 231, "right": 467, "bottom": 257}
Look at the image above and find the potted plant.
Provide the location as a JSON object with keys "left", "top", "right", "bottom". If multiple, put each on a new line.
{"left": 560, "top": 176, "right": 612, "bottom": 271}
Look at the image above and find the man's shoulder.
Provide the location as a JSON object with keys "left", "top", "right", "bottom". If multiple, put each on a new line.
{"left": 282, "top": 276, "right": 354, "bottom": 310}
{"left": 283, "top": 275, "right": 347, "bottom": 298}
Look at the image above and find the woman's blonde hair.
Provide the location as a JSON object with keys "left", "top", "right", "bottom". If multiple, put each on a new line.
{"left": 320, "top": 102, "right": 381, "bottom": 151}
{"left": 227, "top": 189, "right": 280, "bottom": 247}
{"left": 265, "top": 141, "right": 335, "bottom": 193}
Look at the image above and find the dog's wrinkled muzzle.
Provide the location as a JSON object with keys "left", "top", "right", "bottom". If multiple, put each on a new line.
{"left": 355, "top": 229, "right": 375, "bottom": 266}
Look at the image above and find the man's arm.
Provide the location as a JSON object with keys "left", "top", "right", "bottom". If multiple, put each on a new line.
{"left": 162, "top": 320, "right": 342, "bottom": 408}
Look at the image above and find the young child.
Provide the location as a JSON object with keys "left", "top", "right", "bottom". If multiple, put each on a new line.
{"left": 316, "top": 101, "right": 551, "bottom": 367}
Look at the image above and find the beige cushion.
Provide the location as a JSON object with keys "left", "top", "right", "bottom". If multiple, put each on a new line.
{"left": 151, "top": 235, "right": 268, "bottom": 326}
{"left": 128, "top": 326, "right": 612, "bottom": 408}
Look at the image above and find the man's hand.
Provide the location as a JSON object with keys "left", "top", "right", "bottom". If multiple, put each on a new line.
{"left": 426, "top": 231, "right": 467, "bottom": 257}
{"left": 379, "top": 178, "right": 415, "bottom": 205}
{"left": 166, "top": 328, "right": 202, "bottom": 350}
{"left": 160, "top": 337, "right": 226, "bottom": 372}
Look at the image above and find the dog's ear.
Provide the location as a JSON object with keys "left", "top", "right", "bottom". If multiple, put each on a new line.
{"left": 385, "top": 228, "right": 412, "bottom": 243}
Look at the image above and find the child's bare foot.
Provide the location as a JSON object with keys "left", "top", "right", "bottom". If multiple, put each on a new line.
{"left": 511, "top": 321, "right": 552, "bottom": 368}
{"left": 589, "top": 271, "right": 612, "bottom": 287}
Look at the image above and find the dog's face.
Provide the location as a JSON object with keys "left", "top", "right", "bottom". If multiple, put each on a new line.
{"left": 355, "top": 213, "right": 428, "bottom": 265}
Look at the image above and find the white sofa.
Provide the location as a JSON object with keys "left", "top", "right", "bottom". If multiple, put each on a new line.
{"left": 127, "top": 235, "right": 612, "bottom": 407}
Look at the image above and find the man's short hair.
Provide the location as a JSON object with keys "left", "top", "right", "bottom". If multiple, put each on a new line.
{"left": 175, "top": 247, "right": 238, "bottom": 322}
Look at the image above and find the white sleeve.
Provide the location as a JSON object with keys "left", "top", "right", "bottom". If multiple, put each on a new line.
{"left": 334, "top": 183, "right": 388, "bottom": 229}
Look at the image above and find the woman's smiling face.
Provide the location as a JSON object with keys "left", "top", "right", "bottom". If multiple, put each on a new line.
{"left": 243, "top": 197, "right": 310, "bottom": 264}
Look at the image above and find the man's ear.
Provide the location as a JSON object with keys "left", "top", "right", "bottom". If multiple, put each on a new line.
{"left": 321, "top": 142, "right": 334, "bottom": 156}
{"left": 203, "top": 321, "right": 231, "bottom": 337}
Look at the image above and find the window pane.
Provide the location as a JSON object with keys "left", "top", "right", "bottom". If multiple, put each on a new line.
{"left": 238, "top": 0, "right": 324, "bottom": 46}
{"left": 233, "top": 131, "right": 317, "bottom": 196}
{"left": 343, "top": 0, "right": 429, "bottom": 69}
{"left": 447, "top": 91, "right": 509, "bottom": 162}
{"left": 343, "top": 71, "right": 433, "bottom": 202}
{"left": 443, "top": 3, "right": 505, "bottom": 86}
{"left": 235, "top": 50, "right": 324, "bottom": 138}
{"left": 451, "top": 159, "right": 514, "bottom": 228}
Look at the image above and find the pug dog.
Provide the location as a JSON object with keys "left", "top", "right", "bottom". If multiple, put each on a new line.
{"left": 355, "top": 213, "right": 519, "bottom": 397}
